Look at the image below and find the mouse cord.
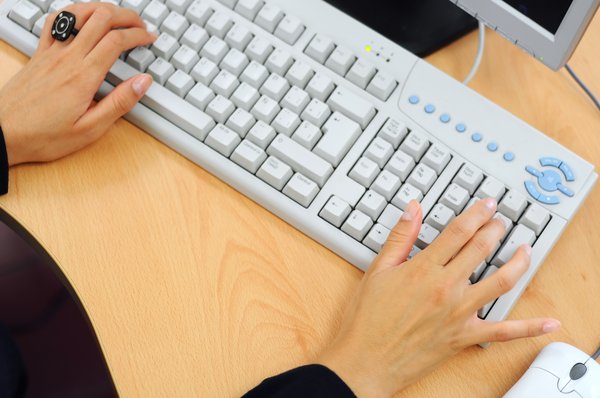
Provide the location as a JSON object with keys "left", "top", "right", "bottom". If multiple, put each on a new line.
{"left": 593, "top": 345, "right": 600, "bottom": 360}
{"left": 463, "top": 21, "right": 486, "bottom": 85}
{"left": 565, "top": 64, "right": 600, "bottom": 112}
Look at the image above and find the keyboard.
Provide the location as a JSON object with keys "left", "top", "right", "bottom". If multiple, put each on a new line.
{"left": 1, "top": 0, "right": 597, "bottom": 324}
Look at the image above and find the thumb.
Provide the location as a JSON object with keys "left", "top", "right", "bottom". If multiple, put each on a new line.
{"left": 76, "top": 74, "right": 152, "bottom": 138}
{"left": 368, "top": 200, "right": 423, "bottom": 274}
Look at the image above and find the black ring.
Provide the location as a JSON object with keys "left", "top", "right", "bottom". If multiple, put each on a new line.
{"left": 51, "top": 11, "right": 79, "bottom": 42}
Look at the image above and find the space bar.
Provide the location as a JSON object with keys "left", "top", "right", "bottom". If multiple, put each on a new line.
{"left": 106, "top": 61, "right": 216, "bottom": 141}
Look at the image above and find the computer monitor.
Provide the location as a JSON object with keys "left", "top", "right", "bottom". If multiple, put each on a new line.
{"left": 450, "top": 0, "right": 599, "bottom": 70}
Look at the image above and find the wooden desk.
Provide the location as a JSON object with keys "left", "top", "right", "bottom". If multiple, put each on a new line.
{"left": 1, "top": 13, "right": 599, "bottom": 397}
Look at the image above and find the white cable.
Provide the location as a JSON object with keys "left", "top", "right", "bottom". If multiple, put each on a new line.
{"left": 463, "top": 21, "right": 486, "bottom": 85}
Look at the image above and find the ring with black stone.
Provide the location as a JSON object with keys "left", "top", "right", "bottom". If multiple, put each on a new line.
{"left": 51, "top": 11, "right": 79, "bottom": 42}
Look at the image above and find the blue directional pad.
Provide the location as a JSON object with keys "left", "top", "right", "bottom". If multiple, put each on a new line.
{"left": 524, "top": 157, "right": 577, "bottom": 205}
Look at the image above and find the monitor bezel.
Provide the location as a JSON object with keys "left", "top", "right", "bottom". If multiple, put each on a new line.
{"left": 451, "top": 0, "right": 599, "bottom": 70}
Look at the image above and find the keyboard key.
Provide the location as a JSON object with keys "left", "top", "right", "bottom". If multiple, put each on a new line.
{"left": 255, "top": 4, "right": 284, "bottom": 33}
{"left": 292, "top": 121, "right": 321, "bottom": 149}
{"left": 364, "top": 137, "right": 394, "bottom": 169}
{"left": 31, "top": 0, "right": 52, "bottom": 12}
{"left": 367, "top": 71, "right": 397, "bottom": 101}
{"left": 231, "top": 139, "right": 267, "bottom": 173}
{"left": 357, "top": 190, "right": 387, "bottom": 220}
{"left": 440, "top": 183, "right": 470, "bottom": 215}
{"left": 264, "top": 50, "right": 294, "bottom": 77}
{"left": 200, "top": 36, "right": 229, "bottom": 63}
{"left": 491, "top": 225, "right": 536, "bottom": 267}
{"left": 205, "top": 11, "right": 233, "bottom": 38}
{"left": 165, "top": 0, "right": 191, "bottom": 14}
{"left": 326, "top": 46, "right": 356, "bottom": 76}
{"left": 161, "top": 11, "right": 188, "bottom": 39}
{"left": 221, "top": 48, "right": 249, "bottom": 76}
{"left": 305, "top": 34, "right": 335, "bottom": 64}
{"left": 384, "top": 150, "right": 415, "bottom": 182}
{"left": 234, "top": 0, "right": 264, "bottom": 20}
{"left": 371, "top": 170, "right": 401, "bottom": 201}
{"left": 281, "top": 86, "right": 310, "bottom": 114}
{"left": 320, "top": 196, "right": 352, "bottom": 227}
{"left": 185, "top": 83, "right": 215, "bottom": 110}
{"left": 498, "top": 189, "right": 528, "bottom": 222}
{"left": 476, "top": 177, "right": 506, "bottom": 202}
{"left": 470, "top": 262, "right": 488, "bottom": 283}
{"left": 478, "top": 266, "right": 499, "bottom": 318}
{"left": 152, "top": 32, "right": 179, "bottom": 60}
{"left": 350, "top": 157, "right": 379, "bottom": 187}
{"left": 416, "top": 223, "right": 440, "bottom": 249}
{"left": 206, "top": 95, "right": 236, "bottom": 124}
{"left": 286, "top": 61, "right": 314, "bottom": 89}
{"left": 260, "top": 73, "right": 290, "bottom": 102}
{"left": 257, "top": 156, "right": 293, "bottom": 190}
{"left": 271, "top": 108, "right": 300, "bottom": 136}
{"left": 363, "top": 224, "right": 391, "bottom": 253}
{"left": 216, "top": 0, "right": 236, "bottom": 8}
{"left": 123, "top": 0, "right": 149, "bottom": 13}
{"left": 142, "top": 0, "right": 169, "bottom": 26}
{"left": 425, "top": 203, "right": 455, "bottom": 231}
{"left": 392, "top": 183, "right": 423, "bottom": 210}
{"left": 251, "top": 95, "right": 280, "bottom": 124}
{"left": 274, "top": 15, "right": 305, "bottom": 45}
{"left": 400, "top": 130, "right": 430, "bottom": 161}
{"left": 48, "top": 0, "right": 73, "bottom": 13}
{"left": 306, "top": 74, "right": 336, "bottom": 102}
{"left": 240, "top": 61, "right": 270, "bottom": 88}
{"left": 210, "top": 69, "right": 240, "bottom": 97}
{"left": 126, "top": 47, "right": 156, "bottom": 71}
{"left": 301, "top": 98, "right": 331, "bottom": 128}
{"left": 378, "top": 204, "right": 403, "bottom": 230}
{"left": 493, "top": 212, "right": 514, "bottom": 241}
{"left": 378, "top": 118, "right": 408, "bottom": 149}
{"left": 454, "top": 164, "right": 484, "bottom": 195}
{"left": 421, "top": 144, "right": 451, "bottom": 175}
{"left": 32, "top": 13, "right": 47, "bottom": 36}
{"left": 166, "top": 70, "right": 194, "bottom": 97}
{"left": 519, "top": 204, "right": 550, "bottom": 236}
{"left": 9, "top": 0, "right": 42, "bottom": 30}
{"left": 407, "top": 163, "right": 437, "bottom": 194}
{"left": 267, "top": 134, "right": 333, "bottom": 187}
{"left": 225, "top": 24, "right": 253, "bottom": 51}
{"left": 147, "top": 57, "right": 175, "bottom": 85}
{"left": 181, "top": 24, "right": 209, "bottom": 51}
{"left": 247, "top": 121, "right": 276, "bottom": 149}
{"left": 185, "top": 0, "right": 213, "bottom": 26}
{"left": 342, "top": 210, "right": 374, "bottom": 241}
{"left": 205, "top": 124, "right": 241, "bottom": 157}
{"left": 231, "top": 82, "right": 260, "bottom": 110}
{"left": 327, "top": 87, "right": 376, "bottom": 129}
{"left": 246, "top": 36, "right": 274, "bottom": 63}
{"left": 191, "top": 57, "right": 219, "bottom": 85}
{"left": 346, "top": 58, "right": 376, "bottom": 89}
{"left": 283, "top": 173, "right": 319, "bottom": 207}
{"left": 171, "top": 45, "right": 200, "bottom": 73}
{"left": 314, "top": 112, "right": 362, "bottom": 166}
{"left": 226, "top": 108, "right": 255, "bottom": 137}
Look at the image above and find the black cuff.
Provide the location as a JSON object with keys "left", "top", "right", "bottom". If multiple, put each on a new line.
{"left": 242, "top": 364, "right": 356, "bottom": 398}
{"left": 0, "top": 125, "right": 8, "bottom": 195}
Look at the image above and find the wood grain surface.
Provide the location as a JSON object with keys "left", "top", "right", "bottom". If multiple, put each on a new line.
{"left": 0, "top": 11, "right": 599, "bottom": 398}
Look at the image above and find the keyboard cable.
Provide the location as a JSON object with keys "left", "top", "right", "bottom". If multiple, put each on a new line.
{"left": 463, "top": 21, "right": 486, "bottom": 85}
{"left": 565, "top": 64, "right": 600, "bottom": 112}
{"left": 593, "top": 343, "right": 600, "bottom": 361}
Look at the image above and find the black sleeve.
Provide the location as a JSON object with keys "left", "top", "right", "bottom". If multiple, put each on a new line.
{"left": 242, "top": 365, "right": 356, "bottom": 398}
{"left": 0, "top": 125, "right": 8, "bottom": 196}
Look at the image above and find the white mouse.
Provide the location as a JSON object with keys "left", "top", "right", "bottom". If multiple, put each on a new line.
{"left": 504, "top": 342, "right": 600, "bottom": 398}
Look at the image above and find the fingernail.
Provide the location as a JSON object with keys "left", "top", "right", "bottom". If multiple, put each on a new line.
{"left": 132, "top": 74, "right": 152, "bottom": 96}
{"left": 401, "top": 200, "right": 419, "bottom": 221}
{"left": 484, "top": 198, "right": 497, "bottom": 212}
{"left": 523, "top": 245, "right": 532, "bottom": 256}
{"left": 543, "top": 320, "right": 561, "bottom": 333}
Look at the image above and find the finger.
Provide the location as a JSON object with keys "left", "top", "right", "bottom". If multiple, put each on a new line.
{"left": 466, "top": 318, "right": 561, "bottom": 345}
{"left": 73, "top": 5, "right": 147, "bottom": 55}
{"left": 48, "top": 3, "right": 118, "bottom": 48}
{"left": 36, "top": 11, "right": 59, "bottom": 53}
{"left": 86, "top": 28, "right": 156, "bottom": 72}
{"left": 75, "top": 74, "right": 152, "bottom": 137}
{"left": 424, "top": 198, "right": 497, "bottom": 265}
{"left": 466, "top": 245, "right": 531, "bottom": 310}
{"left": 448, "top": 218, "right": 506, "bottom": 281}
{"left": 368, "top": 200, "right": 423, "bottom": 274}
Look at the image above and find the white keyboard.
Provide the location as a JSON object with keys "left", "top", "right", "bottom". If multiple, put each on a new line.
{"left": 1, "top": 0, "right": 597, "bottom": 324}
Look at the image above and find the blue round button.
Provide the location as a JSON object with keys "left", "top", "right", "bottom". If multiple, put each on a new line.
{"left": 409, "top": 95, "right": 420, "bottom": 105}
{"left": 503, "top": 152, "right": 515, "bottom": 162}
{"left": 424, "top": 104, "right": 436, "bottom": 114}
{"left": 487, "top": 142, "right": 498, "bottom": 152}
{"left": 538, "top": 169, "right": 562, "bottom": 192}
{"left": 471, "top": 133, "right": 482, "bottom": 142}
{"left": 440, "top": 113, "right": 451, "bottom": 123}
{"left": 455, "top": 123, "right": 467, "bottom": 133}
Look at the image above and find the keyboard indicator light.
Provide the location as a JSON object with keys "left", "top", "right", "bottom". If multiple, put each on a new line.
{"left": 503, "top": 152, "right": 515, "bottom": 162}
{"left": 471, "top": 133, "right": 482, "bottom": 142}
{"left": 409, "top": 95, "right": 420, "bottom": 105}
{"left": 365, "top": 44, "right": 372, "bottom": 53}
{"left": 487, "top": 142, "right": 498, "bottom": 152}
{"left": 455, "top": 123, "right": 466, "bottom": 133}
{"left": 424, "top": 104, "right": 436, "bottom": 114}
{"left": 439, "top": 113, "right": 451, "bottom": 123}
